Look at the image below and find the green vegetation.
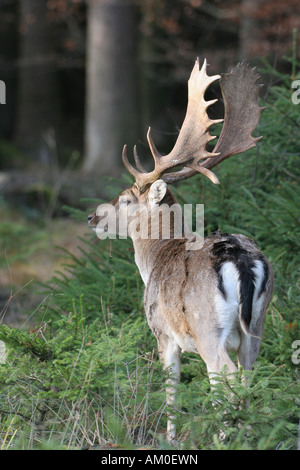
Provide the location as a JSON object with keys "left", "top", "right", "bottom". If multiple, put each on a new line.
{"left": 0, "top": 61, "right": 299, "bottom": 450}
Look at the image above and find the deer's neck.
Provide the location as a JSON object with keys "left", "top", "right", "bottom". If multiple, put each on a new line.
{"left": 131, "top": 202, "right": 186, "bottom": 285}
{"left": 133, "top": 238, "right": 172, "bottom": 284}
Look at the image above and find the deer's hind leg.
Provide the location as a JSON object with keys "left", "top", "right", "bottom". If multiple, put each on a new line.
{"left": 157, "top": 333, "right": 181, "bottom": 443}
{"left": 193, "top": 330, "right": 238, "bottom": 386}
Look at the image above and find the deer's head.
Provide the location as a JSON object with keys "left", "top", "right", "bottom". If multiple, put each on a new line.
{"left": 88, "top": 59, "right": 263, "bottom": 240}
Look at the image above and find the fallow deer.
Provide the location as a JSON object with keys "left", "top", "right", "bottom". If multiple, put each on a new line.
{"left": 88, "top": 59, "right": 273, "bottom": 442}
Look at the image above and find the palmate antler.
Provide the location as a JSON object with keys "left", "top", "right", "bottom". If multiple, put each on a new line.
{"left": 122, "top": 58, "right": 264, "bottom": 191}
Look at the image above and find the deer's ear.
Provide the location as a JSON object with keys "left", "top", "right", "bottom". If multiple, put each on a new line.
{"left": 148, "top": 180, "right": 167, "bottom": 207}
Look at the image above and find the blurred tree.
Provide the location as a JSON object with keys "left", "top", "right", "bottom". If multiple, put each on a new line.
{"left": 239, "top": 0, "right": 259, "bottom": 60}
{"left": 15, "top": 0, "right": 62, "bottom": 164}
{"left": 83, "top": 0, "right": 140, "bottom": 174}
{"left": 0, "top": 0, "right": 18, "bottom": 142}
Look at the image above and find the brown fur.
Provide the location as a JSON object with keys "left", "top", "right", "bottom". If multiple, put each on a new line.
{"left": 89, "top": 184, "right": 273, "bottom": 442}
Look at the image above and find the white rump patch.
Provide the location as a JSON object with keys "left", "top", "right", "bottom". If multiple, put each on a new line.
{"left": 215, "top": 262, "right": 240, "bottom": 350}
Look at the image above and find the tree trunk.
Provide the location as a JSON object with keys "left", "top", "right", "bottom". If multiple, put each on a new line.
{"left": 0, "top": 2, "right": 18, "bottom": 139}
{"left": 15, "top": 0, "right": 62, "bottom": 164}
{"left": 239, "top": 0, "right": 260, "bottom": 60}
{"left": 84, "top": 0, "right": 140, "bottom": 174}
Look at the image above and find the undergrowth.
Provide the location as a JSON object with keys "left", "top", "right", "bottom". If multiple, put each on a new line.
{"left": 0, "top": 57, "right": 299, "bottom": 450}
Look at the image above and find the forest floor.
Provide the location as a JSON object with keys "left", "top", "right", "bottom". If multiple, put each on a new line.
{"left": 0, "top": 211, "right": 88, "bottom": 328}
{"left": 0, "top": 165, "right": 112, "bottom": 328}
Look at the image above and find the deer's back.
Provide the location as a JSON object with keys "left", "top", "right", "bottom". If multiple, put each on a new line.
{"left": 143, "top": 231, "right": 273, "bottom": 353}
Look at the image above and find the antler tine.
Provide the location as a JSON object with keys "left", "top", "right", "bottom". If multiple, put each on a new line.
{"left": 122, "top": 144, "right": 141, "bottom": 180}
{"left": 163, "top": 163, "right": 220, "bottom": 185}
{"left": 122, "top": 143, "right": 161, "bottom": 190}
{"left": 147, "top": 127, "right": 162, "bottom": 162}
{"left": 133, "top": 145, "right": 147, "bottom": 173}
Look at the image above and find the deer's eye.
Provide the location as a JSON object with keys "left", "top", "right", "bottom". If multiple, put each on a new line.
{"left": 119, "top": 198, "right": 131, "bottom": 206}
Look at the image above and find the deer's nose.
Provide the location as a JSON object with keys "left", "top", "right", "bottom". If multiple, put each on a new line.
{"left": 87, "top": 215, "right": 94, "bottom": 224}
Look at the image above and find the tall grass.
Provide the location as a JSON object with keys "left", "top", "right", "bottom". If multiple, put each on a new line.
{"left": 0, "top": 57, "right": 299, "bottom": 449}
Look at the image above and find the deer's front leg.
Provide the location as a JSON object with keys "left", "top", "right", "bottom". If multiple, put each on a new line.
{"left": 157, "top": 334, "right": 181, "bottom": 443}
